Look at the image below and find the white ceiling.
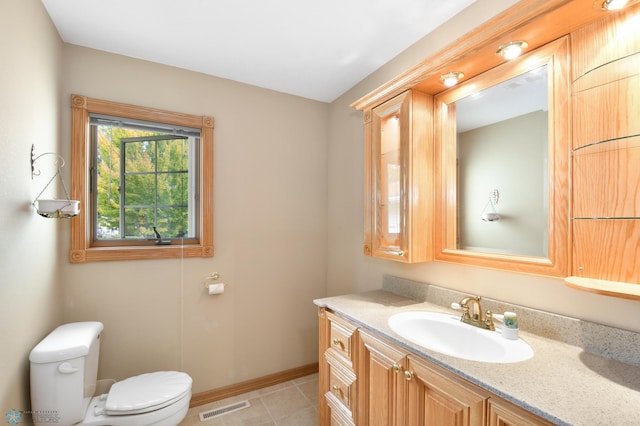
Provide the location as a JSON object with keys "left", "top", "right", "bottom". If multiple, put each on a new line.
{"left": 41, "top": 0, "right": 476, "bottom": 103}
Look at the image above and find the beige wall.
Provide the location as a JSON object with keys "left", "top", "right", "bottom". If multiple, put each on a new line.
{"left": 458, "top": 111, "right": 548, "bottom": 256}
{"left": 327, "top": 0, "right": 640, "bottom": 332}
{"left": 59, "top": 46, "right": 329, "bottom": 393}
{"left": 0, "top": 0, "right": 64, "bottom": 410}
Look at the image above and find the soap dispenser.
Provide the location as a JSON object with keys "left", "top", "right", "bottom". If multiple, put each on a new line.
{"left": 499, "top": 311, "right": 519, "bottom": 340}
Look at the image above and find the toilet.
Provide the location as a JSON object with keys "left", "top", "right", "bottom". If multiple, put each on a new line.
{"left": 29, "top": 322, "right": 192, "bottom": 426}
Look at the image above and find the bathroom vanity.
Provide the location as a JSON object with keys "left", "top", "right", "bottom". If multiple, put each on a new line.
{"left": 315, "top": 278, "right": 640, "bottom": 425}
{"left": 331, "top": 1, "right": 640, "bottom": 422}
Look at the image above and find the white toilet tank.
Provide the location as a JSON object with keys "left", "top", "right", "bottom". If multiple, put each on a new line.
{"left": 30, "top": 322, "right": 104, "bottom": 426}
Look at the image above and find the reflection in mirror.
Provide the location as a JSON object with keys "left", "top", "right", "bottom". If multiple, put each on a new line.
{"left": 456, "top": 66, "right": 549, "bottom": 257}
{"left": 434, "top": 37, "right": 570, "bottom": 277}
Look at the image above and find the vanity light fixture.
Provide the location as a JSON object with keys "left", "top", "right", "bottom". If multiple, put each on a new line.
{"left": 440, "top": 71, "right": 464, "bottom": 87}
{"left": 596, "top": 0, "right": 629, "bottom": 10}
{"left": 496, "top": 41, "right": 528, "bottom": 60}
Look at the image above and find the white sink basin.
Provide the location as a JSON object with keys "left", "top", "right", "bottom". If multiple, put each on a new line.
{"left": 388, "top": 311, "right": 533, "bottom": 363}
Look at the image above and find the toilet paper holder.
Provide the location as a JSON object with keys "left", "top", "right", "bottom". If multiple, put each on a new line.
{"left": 203, "top": 272, "right": 226, "bottom": 294}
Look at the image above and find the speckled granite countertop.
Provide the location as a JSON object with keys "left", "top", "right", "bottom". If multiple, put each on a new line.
{"left": 314, "top": 277, "right": 640, "bottom": 426}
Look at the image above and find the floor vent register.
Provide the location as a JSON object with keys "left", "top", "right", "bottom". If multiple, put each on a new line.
{"left": 199, "top": 400, "right": 251, "bottom": 421}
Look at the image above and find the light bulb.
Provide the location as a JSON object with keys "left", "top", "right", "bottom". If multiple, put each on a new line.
{"left": 496, "top": 41, "right": 528, "bottom": 60}
{"left": 600, "top": 0, "right": 629, "bottom": 9}
{"left": 440, "top": 72, "right": 464, "bottom": 87}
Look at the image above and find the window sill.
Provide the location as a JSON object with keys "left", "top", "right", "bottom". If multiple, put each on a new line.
{"left": 70, "top": 244, "right": 213, "bottom": 263}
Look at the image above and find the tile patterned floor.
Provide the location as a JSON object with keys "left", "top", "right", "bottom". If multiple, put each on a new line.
{"left": 180, "top": 373, "right": 319, "bottom": 426}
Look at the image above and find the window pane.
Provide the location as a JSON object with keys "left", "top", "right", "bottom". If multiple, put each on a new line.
{"left": 157, "top": 138, "right": 189, "bottom": 171}
{"left": 124, "top": 174, "right": 155, "bottom": 206}
{"left": 124, "top": 207, "right": 154, "bottom": 238}
{"left": 125, "top": 139, "right": 155, "bottom": 172}
{"left": 156, "top": 207, "right": 189, "bottom": 238}
{"left": 157, "top": 172, "right": 189, "bottom": 206}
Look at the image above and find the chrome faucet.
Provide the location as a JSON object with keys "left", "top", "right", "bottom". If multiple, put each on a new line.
{"left": 458, "top": 295, "right": 495, "bottom": 330}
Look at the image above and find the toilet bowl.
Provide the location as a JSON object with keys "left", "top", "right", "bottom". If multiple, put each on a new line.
{"left": 29, "top": 322, "right": 192, "bottom": 426}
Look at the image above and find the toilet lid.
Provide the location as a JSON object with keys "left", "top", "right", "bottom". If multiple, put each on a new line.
{"left": 105, "top": 371, "right": 192, "bottom": 415}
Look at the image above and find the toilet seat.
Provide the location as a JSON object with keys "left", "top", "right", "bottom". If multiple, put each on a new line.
{"left": 105, "top": 371, "right": 192, "bottom": 415}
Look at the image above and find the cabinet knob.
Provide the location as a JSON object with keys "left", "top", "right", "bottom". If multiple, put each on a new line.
{"left": 397, "top": 250, "right": 405, "bottom": 257}
{"left": 404, "top": 370, "right": 415, "bottom": 381}
{"left": 332, "top": 338, "right": 343, "bottom": 347}
{"left": 393, "top": 363, "right": 402, "bottom": 374}
{"left": 332, "top": 384, "right": 341, "bottom": 395}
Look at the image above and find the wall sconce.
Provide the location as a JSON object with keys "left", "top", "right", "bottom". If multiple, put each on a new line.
{"left": 595, "top": 0, "right": 629, "bottom": 10}
{"left": 440, "top": 71, "right": 464, "bottom": 87}
{"left": 496, "top": 41, "right": 528, "bottom": 60}
{"left": 31, "top": 145, "right": 80, "bottom": 218}
{"left": 481, "top": 189, "right": 500, "bottom": 222}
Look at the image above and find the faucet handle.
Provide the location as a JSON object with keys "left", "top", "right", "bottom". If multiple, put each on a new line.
{"left": 451, "top": 302, "right": 472, "bottom": 320}
{"left": 484, "top": 310, "right": 496, "bottom": 331}
{"left": 460, "top": 304, "right": 472, "bottom": 320}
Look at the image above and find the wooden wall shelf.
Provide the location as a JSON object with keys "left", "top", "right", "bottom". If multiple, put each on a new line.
{"left": 564, "top": 276, "right": 640, "bottom": 301}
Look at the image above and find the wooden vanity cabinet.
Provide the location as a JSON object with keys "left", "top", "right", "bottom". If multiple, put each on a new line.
{"left": 319, "top": 308, "right": 552, "bottom": 426}
{"left": 363, "top": 90, "right": 434, "bottom": 263}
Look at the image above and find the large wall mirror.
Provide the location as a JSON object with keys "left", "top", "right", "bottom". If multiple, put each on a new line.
{"left": 434, "top": 37, "right": 570, "bottom": 276}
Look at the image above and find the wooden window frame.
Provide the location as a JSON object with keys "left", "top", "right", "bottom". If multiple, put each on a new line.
{"left": 69, "top": 94, "right": 214, "bottom": 262}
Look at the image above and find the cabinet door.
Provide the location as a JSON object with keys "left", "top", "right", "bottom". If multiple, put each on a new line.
{"left": 405, "top": 355, "right": 488, "bottom": 426}
{"left": 364, "top": 89, "right": 433, "bottom": 263}
{"left": 488, "top": 398, "right": 555, "bottom": 426}
{"left": 357, "top": 329, "right": 407, "bottom": 426}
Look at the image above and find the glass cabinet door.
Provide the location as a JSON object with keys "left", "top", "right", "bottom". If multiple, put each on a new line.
{"left": 377, "top": 98, "right": 402, "bottom": 252}
{"left": 364, "top": 90, "right": 433, "bottom": 263}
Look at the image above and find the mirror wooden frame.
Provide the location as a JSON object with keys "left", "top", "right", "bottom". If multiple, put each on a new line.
{"left": 434, "top": 37, "right": 570, "bottom": 276}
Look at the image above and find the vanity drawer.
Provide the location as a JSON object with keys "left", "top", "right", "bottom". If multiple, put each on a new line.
{"left": 326, "top": 392, "right": 356, "bottom": 426}
{"left": 325, "top": 349, "right": 357, "bottom": 420}
{"left": 327, "top": 311, "right": 358, "bottom": 365}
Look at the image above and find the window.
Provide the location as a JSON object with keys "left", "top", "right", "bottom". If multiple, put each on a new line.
{"left": 90, "top": 114, "right": 198, "bottom": 243}
{"left": 70, "top": 95, "right": 214, "bottom": 262}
